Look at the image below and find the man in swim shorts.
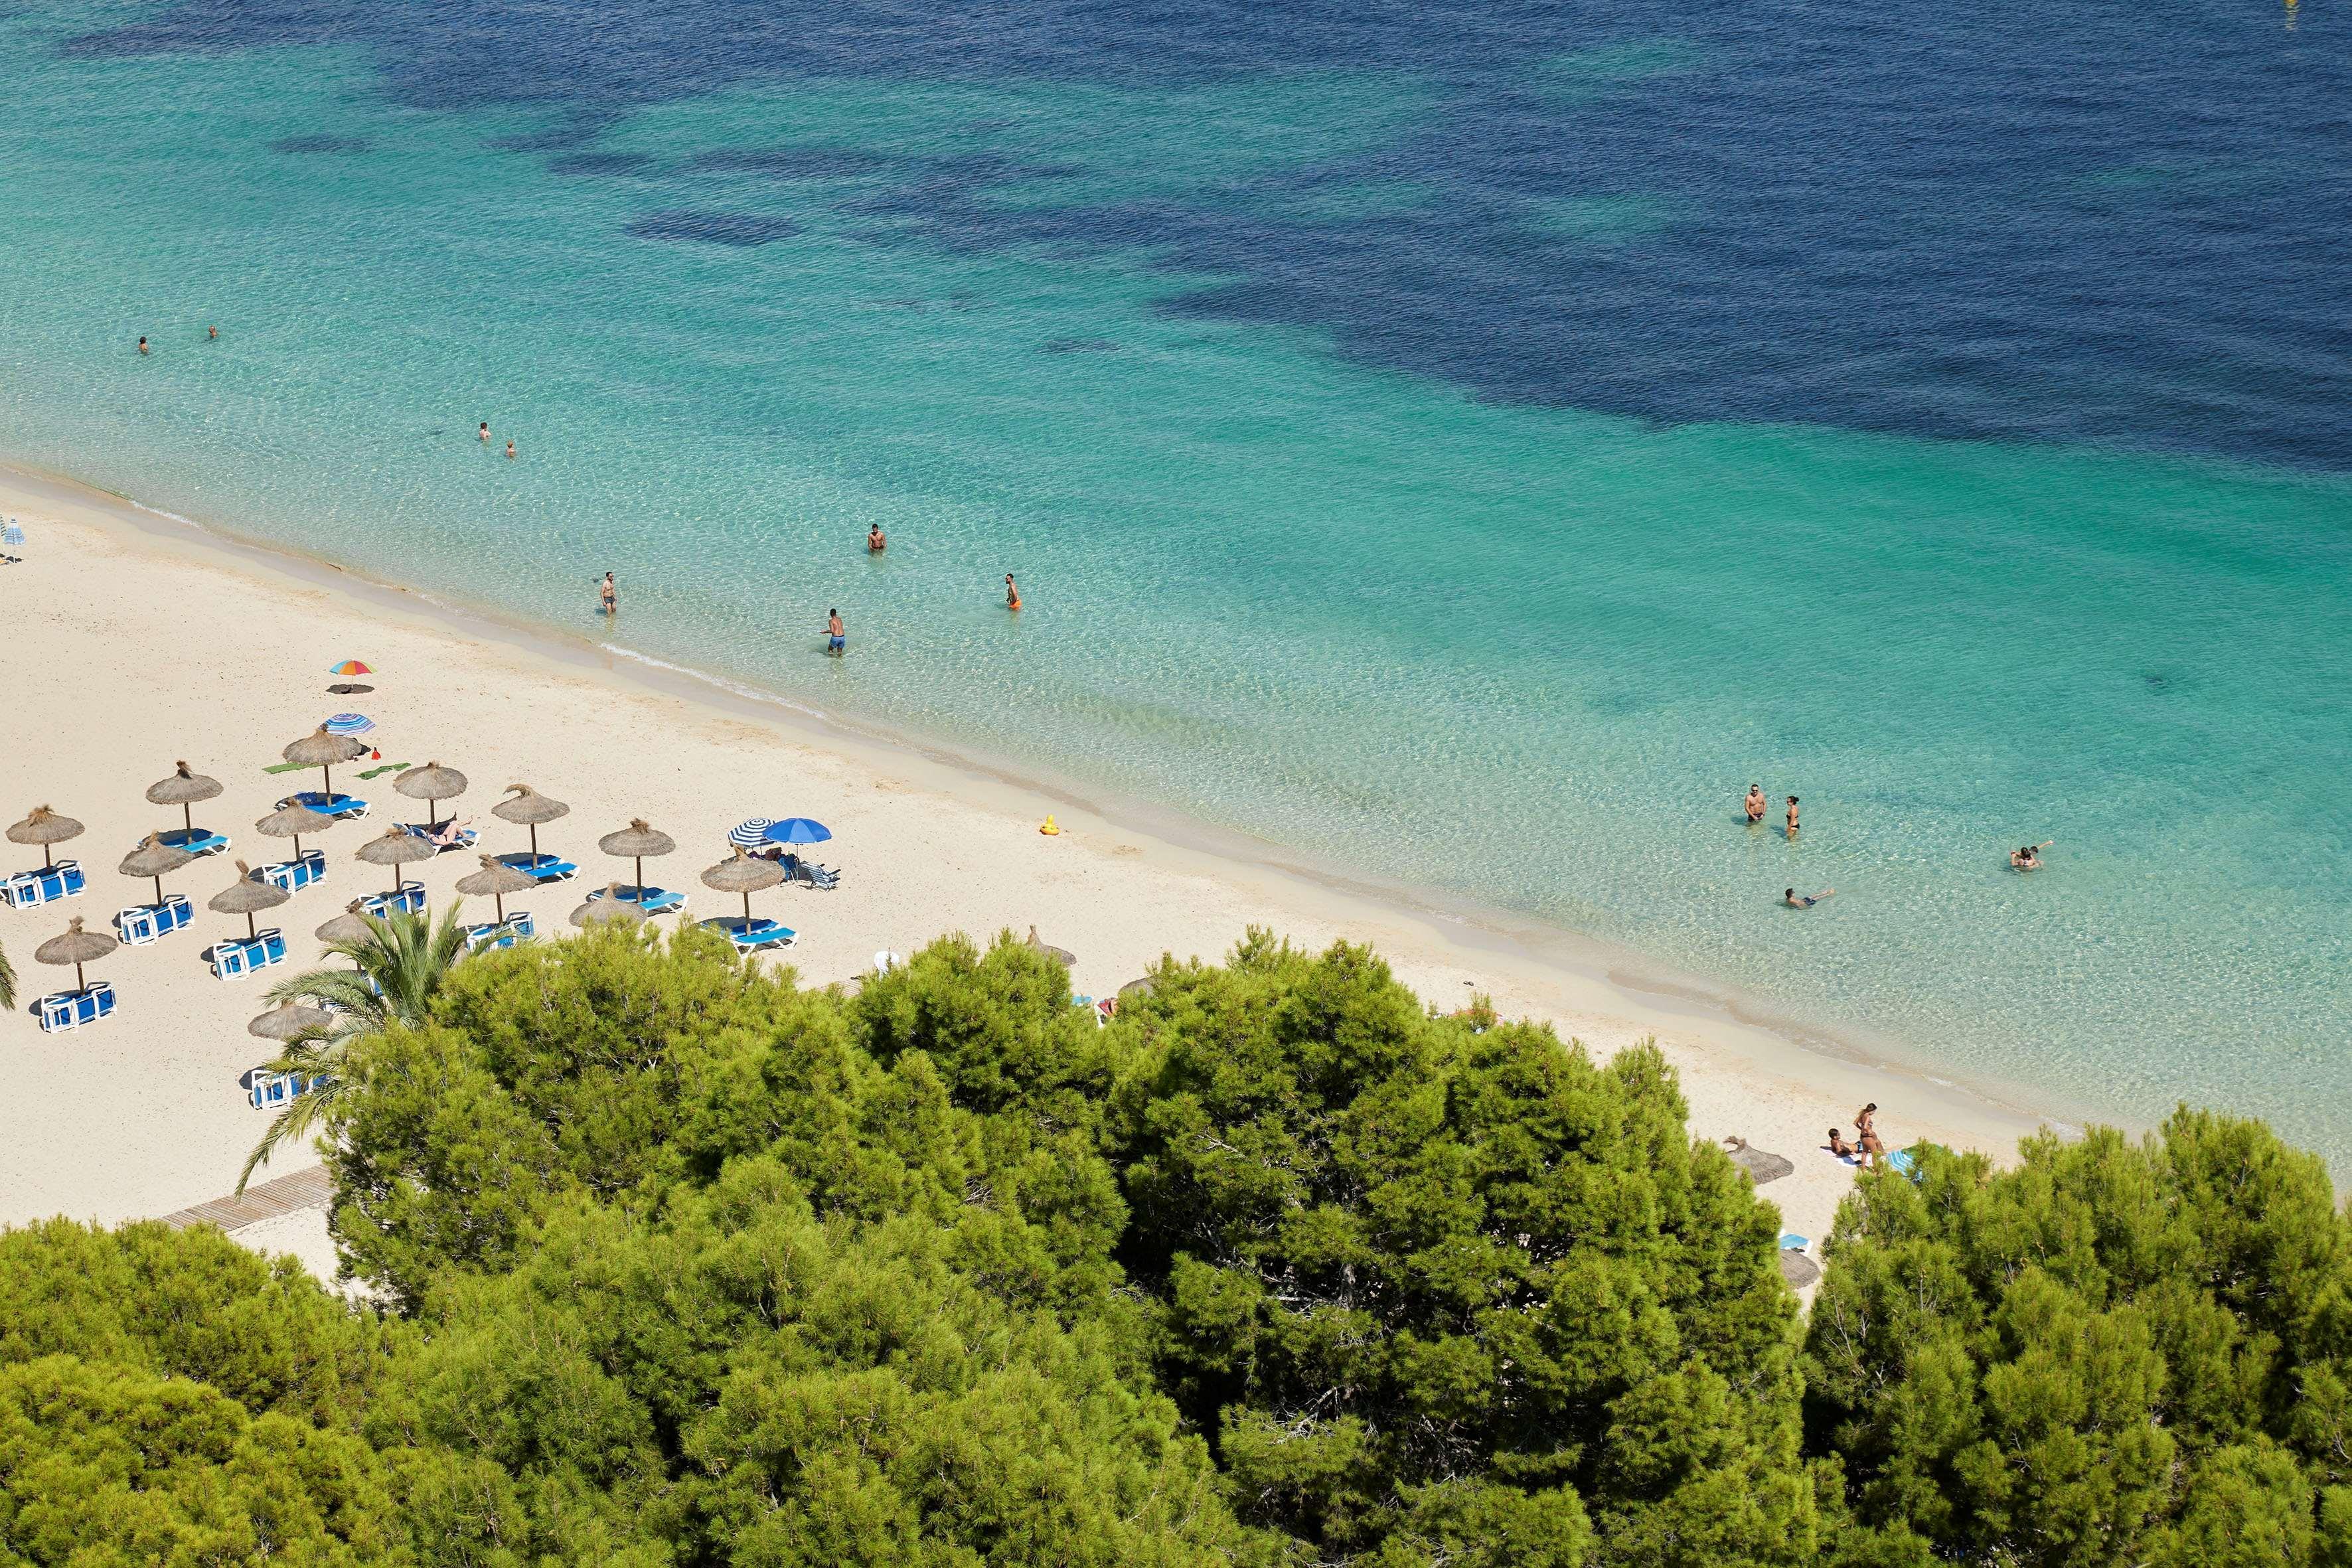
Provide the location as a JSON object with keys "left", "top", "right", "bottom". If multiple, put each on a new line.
{"left": 599, "top": 574, "right": 616, "bottom": 615}
{"left": 1006, "top": 574, "right": 1022, "bottom": 612}
{"left": 827, "top": 609, "right": 845, "bottom": 655}
{"left": 868, "top": 525, "right": 886, "bottom": 553}
{"left": 1784, "top": 887, "right": 1835, "bottom": 908}
{"left": 1745, "top": 785, "right": 1766, "bottom": 824}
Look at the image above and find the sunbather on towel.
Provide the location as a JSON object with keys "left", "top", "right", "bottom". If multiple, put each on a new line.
{"left": 422, "top": 817, "right": 475, "bottom": 848}
{"left": 1826, "top": 1127, "right": 1859, "bottom": 1160}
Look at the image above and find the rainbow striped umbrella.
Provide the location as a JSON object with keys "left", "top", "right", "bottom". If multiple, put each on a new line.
{"left": 327, "top": 660, "right": 372, "bottom": 676}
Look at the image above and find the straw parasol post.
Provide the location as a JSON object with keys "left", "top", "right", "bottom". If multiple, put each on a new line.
{"left": 145, "top": 761, "right": 222, "bottom": 835}
{"left": 395, "top": 761, "right": 470, "bottom": 830}
{"left": 36, "top": 916, "right": 117, "bottom": 991}
{"left": 210, "top": 860, "right": 290, "bottom": 940}
{"left": 597, "top": 819, "right": 675, "bottom": 894}
{"left": 9, "top": 805, "right": 84, "bottom": 870}
{"left": 248, "top": 1000, "right": 333, "bottom": 1042}
{"left": 354, "top": 826, "right": 436, "bottom": 897}
{"left": 572, "top": 882, "right": 647, "bottom": 929}
{"left": 119, "top": 832, "right": 195, "bottom": 905}
{"left": 493, "top": 783, "right": 570, "bottom": 858}
{"left": 1026, "top": 925, "right": 1075, "bottom": 967}
{"left": 701, "top": 845, "right": 785, "bottom": 923}
{"left": 256, "top": 802, "right": 338, "bottom": 861}
{"left": 455, "top": 853, "right": 536, "bottom": 923}
{"left": 281, "top": 726, "right": 367, "bottom": 797}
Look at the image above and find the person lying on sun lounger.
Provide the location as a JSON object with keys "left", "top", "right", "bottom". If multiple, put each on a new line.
{"left": 422, "top": 817, "right": 475, "bottom": 848}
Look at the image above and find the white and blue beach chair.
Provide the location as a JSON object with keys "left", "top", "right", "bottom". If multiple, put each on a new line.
{"left": 590, "top": 884, "right": 686, "bottom": 915}
{"left": 242, "top": 1065, "right": 315, "bottom": 1112}
{"left": 3, "top": 860, "right": 86, "bottom": 908}
{"left": 494, "top": 851, "right": 578, "bottom": 884}
{"left": 156, "top": 826, "right": 230, "bottom": 858}
{"left": 463, "top": 911, "right": 534, "bottom": 953}
{"left": 699, "top": 915, "right": 795, "bottom": 953}
{"left": 259, "top": 849, "right": 329, "bottom": 893}
{"left": 39, "top": 980, "right": 116, "bottom": 1033}
{"left": 115, "top": 892, "right": 195, "bottom": 946}
{"left": 276, "top": 792, "right": 369, "bottom": 821}
{"left": 204, "top": 927, "right": 289, "bottom": 980}
{"left": 360, "top": 882, "right": 427, "bottom": 919}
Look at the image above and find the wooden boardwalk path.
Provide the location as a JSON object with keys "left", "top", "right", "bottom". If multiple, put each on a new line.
{"left": 158, "top": 1164, "right": 333, "bottom": 1233}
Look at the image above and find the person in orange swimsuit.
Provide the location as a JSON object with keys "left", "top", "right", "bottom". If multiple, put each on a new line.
{"left": 1006, "top": 574, "right": 1022, "bottom": 612}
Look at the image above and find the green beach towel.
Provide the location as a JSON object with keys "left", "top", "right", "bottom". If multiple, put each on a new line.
{"left": 358, "top": 762, "right": 411, "bottom": 780}
{"left": 263, "top": 761, "right": 309, "bottom": 775}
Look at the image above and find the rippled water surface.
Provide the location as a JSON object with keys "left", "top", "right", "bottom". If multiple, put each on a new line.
{"left": 1, "top": 0, "right": 2346, "bottom": 1157}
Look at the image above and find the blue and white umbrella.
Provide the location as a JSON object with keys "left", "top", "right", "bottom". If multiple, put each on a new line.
{"left": 762, "top": 818, "right": 832, "bottom": 848}
{"left": 728, "top": 817, "right": 780, "bottom": 850}
{"left": 323, "top": 712, "right": 375, "bottom": 736}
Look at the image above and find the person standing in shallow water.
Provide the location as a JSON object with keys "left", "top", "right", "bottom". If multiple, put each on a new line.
{"left": 505, "top": 438, "right": 516, "bottom": 460}
{"left": 1785, "top": 795, "right": 1800, "bottom": 838}
{"left": 826, "top": 608, "right": 845, "bottom": 656}
{"left": 1745, "top": 784, "right": 1766, "bottom": 824}
{"left": 1005, "top": 574, "right": 1022, "bottom": 612}
{"left": 137, "top": 337, "right": 148, "bottom": 354}
{"left": 479, "top": 422, "right": 490, "bottom": 443}
{"left": 599, "top": 574, "right": 616, "bottom": 616}
{"left": 867, "top": 525, "right": 886, "bottom": 553}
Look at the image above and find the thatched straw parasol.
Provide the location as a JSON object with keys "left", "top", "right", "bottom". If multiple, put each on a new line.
{"left": 119, "top": 832, "right": 196, "bottom": 905}
{"left": 395, "top": 761, "right": 469, "bottom": 829}
{"left": 145, "top": 761, "right": 222, "bottom": 834}
{"left": 493, "top": 783, "right": 570, "bottom": 857}
{"left": 455, "top": 853, "right": 536, "bottom": 923}
{"left": 1118, "top": 975, "right": 1156, "bottom": 1000}
{"left": 282, "top": 726, "right": 368, "bottom": 796}
{"left": 210, "top": 860, "right": 290, "bottom": 939}
{"left": 8, "top": 805, "right": 84, "bottom": 869}
{"left": 701, "top": 844, "right": 784, "bottom": 923}
{"left": 1778, "top": 1249, "right": 1821, "bottom": 1289}
{"left": 256, "top": 803, "right": 338, "bottom": 861}
{"left": 248, "top": 1000, "right": 333, "bottom": 1042}
{"left": 36, "top": 915, "right": 118, "bottom": 990}
{"left": 572, "top": 882, "right": 647, "bottom": 928}
{"left": 1026, "top": 925, "right": 1075, "bottom": 968}
{"left": 1724, "top": 1137, "right": 1794, "bottom": 1188}
{"left": 597, "top": 819, "right": 675, "bottom": 893}
{"left": 317, "top": 900, "right": 378, "bottom": 947}
{"left": 355, "top": 826, "right": 436, "bottom": 896}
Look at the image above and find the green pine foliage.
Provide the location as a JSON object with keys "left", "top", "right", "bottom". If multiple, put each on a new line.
{"left": 13, "top": 922, "right": 2350, "bottom": 1565}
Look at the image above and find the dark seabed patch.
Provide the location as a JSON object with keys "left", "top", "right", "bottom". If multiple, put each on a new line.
{"left": 1040, "top": 337, "right": 1119, "bottom": 354}
{"left": 548, "top": 151, "right": 654, "bottom": 177}
{"left": 272, "top": 133, "right": 369, "bottom": 154}
{"left": 685, "top": 147, "right": 892, "bottom": 179}
{"left": 623, "top": 209, "right": 800, "bottom": 247}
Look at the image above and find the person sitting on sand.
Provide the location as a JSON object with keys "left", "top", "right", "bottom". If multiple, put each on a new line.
{"left": 1784, "top": 887, "right": 1836, "bottom": 908}
{"left": 2011, "top": 840, "right": 2052, "bottom": 870}
{"left": 1745, "top": 784, "right": 1766, "bottom": 824}
{"left": 1006, "top": 573, "right": 1022, "bottom": 612}
{"left": 868, "top": 525, "right": 886, "bottom": 553}
{"left": 1827, "top": 1127, "right": 1858, "bottom": 1159}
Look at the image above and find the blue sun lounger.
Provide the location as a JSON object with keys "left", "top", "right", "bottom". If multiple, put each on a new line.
{"left": 494, "top": 851, "right": 578, "bottom": 884}
{"left": 3, "top": 860, "right": 85, "bottom": 908}
{"left": 115, "top": 893, "right": 195, "bottom": 945}
{"left": 205, "top": 928, "right": 288, "bottom": 980}
{"left": 39, "top": 980, "right": 116, "bottom": 1032}
{"left": 779, "top": 854, "right": 839, "bottom": 891}
{"left": 258, "top": 849, "right": 329, "bottom": 893}
{"left": 360, "top": 882, "right": 426, "bottom": 919}
{"left": 156, "top": 826, "right": 230, "bottom": 858}
{"left": 699, "top": 915, "right": 795, "bottom": 953}
{"left": 463, "top": 911, "right": 534, "bottom": 952}
{"left": 591, "top": 884, "right": 686, "bottom": 915}
{"left": 276, "top": 792, "right": 369, "bottom": 821}
{"left": 242, "top": 1065, "right": 317, "bottom": 1112}
{"left": 400, "top": 823, "right": 477, "bottom": 854}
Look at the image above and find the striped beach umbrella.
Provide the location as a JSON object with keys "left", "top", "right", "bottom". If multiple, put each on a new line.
{"left": 327, "top": 660, "right": 372, "bottom": 676}
{"left": 323, "top": 713, "right": 375, "bottom": 736}
{"left": 727, "top": 818, "right": 780, "bottom": 850}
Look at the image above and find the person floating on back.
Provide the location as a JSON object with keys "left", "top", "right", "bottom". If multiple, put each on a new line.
{"left": 1745, "top": 784, "right": 1766, "bottom": 824}
{"left": 1784, "top": 886, "right": 1835, "bottom": 908}
{"left": 867, "top": 525, "right": 886, "bottom": 553}
{"left": 2011, "top": 840, "right": 2053, "bottom": 870}
{"left": 1784, "top": 795, "right": 1800, "bottom": 837}
{"left": 826, "top": 608, "right": 846, "bottom": 656}
{"left": 599, "top": 573, "right": 616, "bottom": 615}
{"left": 1005, "top": 573, "right": 1022, "bottom": 612}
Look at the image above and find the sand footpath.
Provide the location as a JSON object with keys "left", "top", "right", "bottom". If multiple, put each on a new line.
{"left": 0, "top": 468, "right": 2047, "bottom": 1272}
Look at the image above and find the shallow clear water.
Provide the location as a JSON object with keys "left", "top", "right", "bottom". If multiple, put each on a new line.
{"left": 1, "top": 1, "right": 2347, "bottom": 1158}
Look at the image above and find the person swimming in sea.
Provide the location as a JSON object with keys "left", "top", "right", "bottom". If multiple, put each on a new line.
{"left": 867, "top": 525, "right": 886, "bottom": 553}
{"left": 1784, "top": 886, "right": 1835, "bottom": 908}
{"left": 208, "top": 325, "right": 218, "bottom": 341}
{"left": 826, "top": 608, "right": 845, "bottom": 655}
{"left": 1005, "top": 573, "right": 1022, "bottom": 612}
{"left": 2011, "top": 840, "right": 2053, "bottom": 870}
{"left": 599, "top": 573, "right": 616, "bottom": 615}
{"left": 479, "top": 421, "right": 491, "bottom": 443}
{"left": 505, "top": 438, "right": 516, "bottom": 460}
{"left": 1745, "top": 784, "right": 1766, "bottom": 824}
{"left": 137, "top": 336, "right": 149, "bottom": 355}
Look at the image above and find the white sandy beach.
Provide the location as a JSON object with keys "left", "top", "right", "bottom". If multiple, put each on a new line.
{"left": 0, "top": 468, "right": 2048, "bottom": 1279}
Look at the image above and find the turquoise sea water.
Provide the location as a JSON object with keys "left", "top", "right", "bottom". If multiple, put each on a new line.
{"left": 0, "top": 4, "right": 2346, "bottom": 1157}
